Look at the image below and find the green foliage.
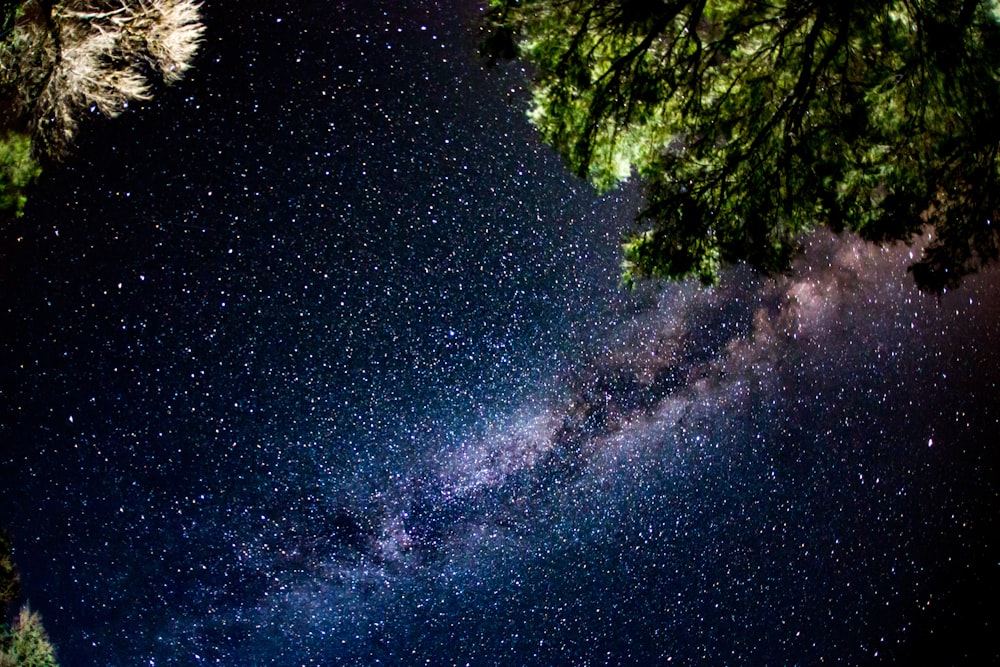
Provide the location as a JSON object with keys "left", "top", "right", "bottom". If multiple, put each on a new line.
{"left": 0, "top": 132, "right": 40, "bottom": 217}
{"left": 0, "top": 608, "right": 59, "bottom": 667}
{"left": 484, "top": 0, "right": 1000, "bottom": 291}
{"left": 0, "top": 531, "right": 20, "bottom": 607}
{"left": 1, "top": 2, "right": 23, "bottom": 33}
{"left": 0, "top": 531, "right": 59, "bottom": 667}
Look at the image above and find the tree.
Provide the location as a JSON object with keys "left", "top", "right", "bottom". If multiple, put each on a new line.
{"left": 0, "top": 608, "right": 59, "bottom": 667}
{"left": 483, "top": 0, "right": 1000, "bottom": 291}
{"left": 0, "top": 131, "right": 41, "bottom": 216}
{"left": 0, "top": 531, "right": 59, "bottom": 667}
{"left": 0, "top": 1, "right": 204, "bottom": 215}
{"left": 1, "top": 0, "right": 204, "bottom": 157}
{"left": 0, "top": 530, "right": 21, "bottom": 608}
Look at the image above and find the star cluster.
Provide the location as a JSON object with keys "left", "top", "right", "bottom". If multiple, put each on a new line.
{"left": 1, "top": 2, "right": 997, "bottom": 666}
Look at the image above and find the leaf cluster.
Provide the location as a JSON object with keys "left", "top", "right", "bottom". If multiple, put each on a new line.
{"left": 0, "top": 131, "right": 40, "bottom": 216}
{"left": 1, "top": 3, "right": 24, "bottom": 38}
{"left": 485, "top": 0, "right": 1000, "bottom": 290}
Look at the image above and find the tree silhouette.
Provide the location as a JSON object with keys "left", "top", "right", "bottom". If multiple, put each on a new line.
{"left": 483, "top": 0, "right": 1000, "bottom": 291}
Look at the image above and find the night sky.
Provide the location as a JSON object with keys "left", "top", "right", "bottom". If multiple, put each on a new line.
{"left": 1, "top": 2, "right": 998, "bottom": 666}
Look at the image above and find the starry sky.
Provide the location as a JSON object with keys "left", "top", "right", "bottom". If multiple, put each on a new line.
{"left": 1, "top": 1, "right": 998, "bottom": 665}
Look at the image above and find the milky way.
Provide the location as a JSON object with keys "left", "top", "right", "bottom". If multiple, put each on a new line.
{"left": 1, "top": 2, "right": 997, "bottom": 666}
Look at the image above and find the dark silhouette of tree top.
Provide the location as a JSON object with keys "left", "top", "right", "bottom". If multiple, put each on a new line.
{"left": 483, "top": 0, "right": 1000, "bottom": 291}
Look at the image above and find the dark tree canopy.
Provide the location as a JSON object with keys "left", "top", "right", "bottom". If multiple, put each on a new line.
{"left": 483, "top": 0, "right": 1000, "bottom": 291}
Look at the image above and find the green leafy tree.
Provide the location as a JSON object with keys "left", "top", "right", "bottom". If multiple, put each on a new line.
{"left": 484, "top": 0, "right": 1000, "bottom": 291}
{"left": 0, "top": 531, "right": 58, "bottom": 667}
{"left": 0, "top": 131, "right": 41, "bottom": 216}
{"left": 0, "top": 608, "right": 59, "bottom": 667}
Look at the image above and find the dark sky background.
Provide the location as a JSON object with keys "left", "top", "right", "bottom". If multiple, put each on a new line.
{"left": 1, "top": 1, "right": 998, "bottom": 665}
